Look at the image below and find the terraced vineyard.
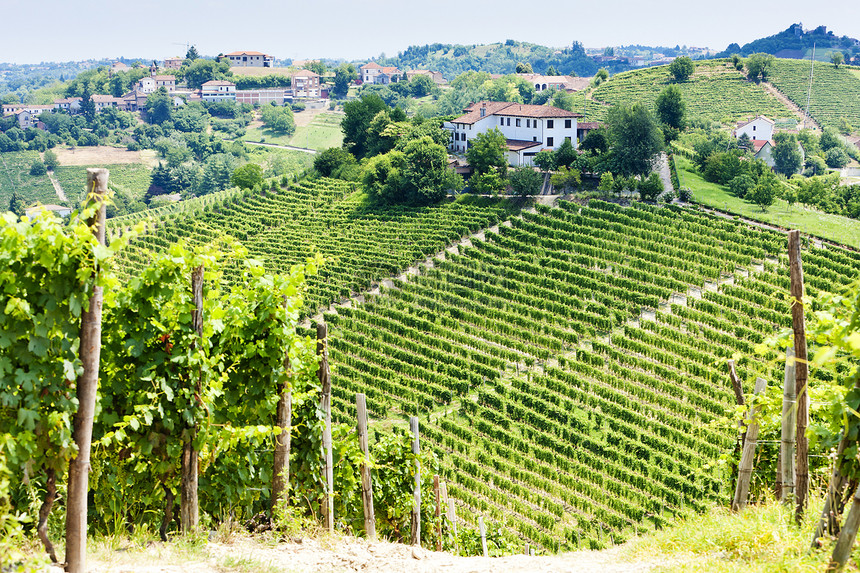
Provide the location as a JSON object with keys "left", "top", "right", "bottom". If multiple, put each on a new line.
{"left": 314, "top": 200, "right": 860, "bottom": 551}
{"left": 768, "top": 59, "right": 860, "bottom": 131}
{"left": 111, "top": 178, "right": 514, "bottom": 314}
{"left": 112, "top": 178, "right": 860, "bottom": 552}
{"left": 587, "top": 59, "right": 793, "bottom": 124}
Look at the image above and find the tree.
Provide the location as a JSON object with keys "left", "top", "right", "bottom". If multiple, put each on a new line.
{"left": 230, "top": 163, "right": 263, "bottom": 190}
{"left": 401, "top": 136, "right": 463, "bottom": 204}
{"left": 43, "top": 150, "right": 59, "bottom": 171}
{"left": 342, "top": 93, "right": 389, "bottom": 159}
{"left": 199, "top": 154, "right": 236, "bottom": 196}
{"left": 606, "top": 103, "right": 664, "bottom": 178}
{"left": 260, "top": 104, "right": 295, "bottom": 135}
{"left": 551, "top": 90, "right": 575, "bottom": 112}
{"left": 515, "top": 62, "right": 533, "bottom": 74}
{"left": 593, "top": 68, "right": 609, "bottom": 86}
{"left": 729, "top": 174, "right": 756, "bottom": 198}
{"left": 466, "top": 128, "right": 507, "bottom": 177}
{"left": 29, "top": 160, "right": 47, "bottom": 176}
{"left": 509, "top": 166, "right": 543, "bottom": 196}
{"left": 533, "top": 150, "right": 556, "bottom": 172}
{"left": 637, "top": 172, "right": 663, "bottom": 202}
{"left": 8, "top": 191, "right": 26, "bottom": 217}
{"left": 772, "top": 132, "right": 802, "bottom": 176}
{"left": 819, "top": 128, "right": 842, "bottom": 151}
{"left": 831, "top": 51, "right": 844, "bottom": 68}
{"left": 332, "top": 64, "right": 357, "bottom": 99}
{"left": 145, "top": 87, "right": 174, "bottom": 125}
{"left": 598, "top": 172, "right": 615, "bottom": 194}
{"left": 580, "top": 128, "right": 609, "bottom": 155}
{"left": 79, "top": 85, "right": 95, "bottom": 122}
{"left": 185, "top": 45, "right": 200, "bottom": 61}
{"left": 554, "top": 138, "right": 578, "bottom": 169}
{"left": 314, "top": 147, "right": 357, "bottom": 177}
{"left": 826, "top": 147, "right": 849, "bottom": 168}
{"left": 655, "top": 84, "right": 686, "bottom": 130}
{"left": 745, "top": 53, "right": 774, "bottom": 81}
{"left": 469, "top": 169, "right": 507, "bottom": 195}
{"left": 749, "top": 172, "right": 778, "bottom": 211}
{"left": 805, "top": 155, "right": 827, "bottom": 176}
{"left": 183, "top": 59, "right": 230, "bottom": 91}
{"left": 546, "top": 65, "right": 559, "bottom": 76}
{"left": 307, "top": 61, "right": 326, "bottom": 76}
{"left": 408, "top": 75, "right": 435, "bottom": 98}
{"left": 669, "top": 56, "right": 695, "bottom": 81}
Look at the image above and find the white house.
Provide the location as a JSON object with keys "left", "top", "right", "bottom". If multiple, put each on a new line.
{"left": 224, "top": 51, "right": 274, "bottom": 68}
{"left": 519, "top": 74, "right": 591, "bottom": 93}
{"left": 752, "top": 140, "right": 774, "bottom": 167}
{"left": 201, "top": 80, "right": 237, "bottom": 101}
{"left": 25, "top": 204, "right": 72, "bottom": 218}
{"left": 735, "top": 115, "right": 774, "bottom": 142}
{"left": 444, "top": 101, "right": 582, "bottom": 167}
{"left": 360, "top": 62, "right": 401, "bottom": 84}
{"left": 53, "top": 97, "right": 82, "bottom": 113}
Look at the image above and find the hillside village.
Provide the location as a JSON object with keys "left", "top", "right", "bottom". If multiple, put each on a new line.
{"left": 3, "top": 24, "right": 860, "bottom": 573}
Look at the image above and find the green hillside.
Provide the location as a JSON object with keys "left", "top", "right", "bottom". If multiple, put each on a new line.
{"left": 768, "top": 59, "right": 860, "bottom": 131}
{"left": 0, "top": 150, "right": 62, "bottom": 208}
{"left": 587, "top": 60, "right": 794, "bottom": 124}
{"left": 111, "top": 177, "right": 860, "bottom": 551}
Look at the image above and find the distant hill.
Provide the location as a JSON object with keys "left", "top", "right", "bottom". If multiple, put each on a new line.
{"left": 716, "top": 24, "right": 859, "bottom": 61}
{"left": 375, "top": 41, "right": 608, "bottom": 80}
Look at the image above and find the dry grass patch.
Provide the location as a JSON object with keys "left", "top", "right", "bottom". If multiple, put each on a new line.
{"left": 52, "top": 146, "right": 158, "bottom": 167}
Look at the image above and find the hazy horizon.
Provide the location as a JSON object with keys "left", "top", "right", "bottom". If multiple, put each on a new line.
{"left": 0, "top": 0, "right": 857, "bottom": 65}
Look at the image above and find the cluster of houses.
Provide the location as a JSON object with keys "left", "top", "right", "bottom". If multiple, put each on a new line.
{"left": 357, "top": 62, "right": 447, "bottom": 86}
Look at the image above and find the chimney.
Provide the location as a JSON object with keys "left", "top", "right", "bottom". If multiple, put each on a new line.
{"left": 480, "top": 103, "right": 486, "bottom": 118}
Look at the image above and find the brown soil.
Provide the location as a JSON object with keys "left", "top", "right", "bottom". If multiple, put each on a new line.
{"left": 52, "top": 147, "right": 158, "bottom": 167}
{"left": 82, "top": 533, "right": 661, "bottom": 573}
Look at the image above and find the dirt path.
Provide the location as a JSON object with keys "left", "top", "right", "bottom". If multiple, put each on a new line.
{"left": 85, "top": 534, "right": 662, "bottom": 573}
{"left": 244, "top": 141, "right": 317, "bottom": 154}
{"left": 761, "top": 81, "right": 820, "bottom": 131}
{"left": 656, "top": 152, "right": 673, "bottom": 200}
{"left": 46, "top": 170, "right": 68, "bottom": 202}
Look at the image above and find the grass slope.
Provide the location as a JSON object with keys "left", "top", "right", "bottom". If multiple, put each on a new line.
{"left": 53, "top": 162, "right": 152, "bottom": 204}
{"left": 676, "top": 156, "right": 860, "bottom": 248}
{"left": 587, "top": 60, "right": 793, "bottom": 124}
{"left": 768, "top": 59, "right": 860, "bottom": 131}
{"left": 241, "top": 112, "right": 343, "bottom": 150}
{"left": 0, "top": 151, "right": 61, "bottom": 208}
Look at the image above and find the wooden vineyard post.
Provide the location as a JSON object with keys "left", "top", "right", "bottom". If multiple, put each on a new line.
{"left": 356, "top": 394, "right": 375, "bottom": 540}
{"left": 829, "top": 485, "right": 860, "bottom": 571}
{"left": 789, "top": 230, "right": 809, "bottom": 523}
{"left": 65, "top": 168, "right": 108, "bottom": 573}
{"left": 445, "top": 484, "right": 458, "bottom": 555}
{"left": 318, "top": 323, "right": 334, "bottom": 533}
{"left": 434, "top": 475, "right": 442, "bottom": 552}
{"left": 479, "top": 515, "right": 488, "bottom": 557}
{"left": 271, "top": 343, "right": 292, "bottom": 518}
{"left": 732, "top": 377, "right": 768, "bottom": 512}
{"left": 781, "top": 347, "right": 796, "bottom": 504}
{"left": 180, "top": 264, "right": 204, "bottom": 534}
{"left": 410, "top": 416, "right": 421, "bottom": 546}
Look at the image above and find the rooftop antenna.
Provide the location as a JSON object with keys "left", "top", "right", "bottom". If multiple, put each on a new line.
{"left": 803, "top": 43, "right": 815, "bottom": 130}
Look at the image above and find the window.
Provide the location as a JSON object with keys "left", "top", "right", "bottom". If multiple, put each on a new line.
{"left": 547, "top": 120, "right": 554, "bottom": 128}
{"left": 533, "top": 137, "right": 537, "bottom": 142}
{"left": 526, "top": 119, "right": 530, "bottom": 128}
{"left": 507, "top": 118, "right": 511, "bottom": 126}
{"left": 565, "top": 119, "right": 572, "bottom": 128}
{"left": 516, "top": 119, "right": 521, "bottom": 127}
{"left": 547, "top": 137, "right": 554, "bottom": 146}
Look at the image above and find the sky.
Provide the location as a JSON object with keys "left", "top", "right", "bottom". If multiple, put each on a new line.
{"left": 1, "top": 0, "right": 858, "bottom": 64}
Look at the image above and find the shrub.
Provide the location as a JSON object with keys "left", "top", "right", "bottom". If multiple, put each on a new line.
{"left": 29, "top": 160, "right": 47, "bottom": 176}
{"left": 825, "top": 147, "right": 849, "bottom": 169}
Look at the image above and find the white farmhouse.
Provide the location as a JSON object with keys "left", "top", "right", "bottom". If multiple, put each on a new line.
{"left": 201, "top": 80, "right": 237, "bottom": 102}
{"left": 444, "top": 101, "right": 582, "bottom": 167}
{"left": 734, "top": 115, "right": 774, "bottom": 142}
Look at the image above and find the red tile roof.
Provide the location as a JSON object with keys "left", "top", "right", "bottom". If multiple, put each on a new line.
{"left": 752, "top": 140, "right": 773, "bottom": 153}
{"left": 154, "top": 75, "right": 175, "bottom": 81}
{"left": 292, "top": 69, "right": 320, "bottom": 77}
{"left": 577, "top": 122, "right": 601, "bottom": 130}
{"left": 505, "top": 139, "right": 543, "bottom": 152}
{"left": 361, "top": 62, "right": 383, "bottom": 70}
{"left": 202, "top": 80, "right": 236, "bottom": 87}
{"left": 225, "top": 51, "right": 272, "bottom": 57}
{"left": 381, "top": 66, "right": 400, "bottom": 74}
